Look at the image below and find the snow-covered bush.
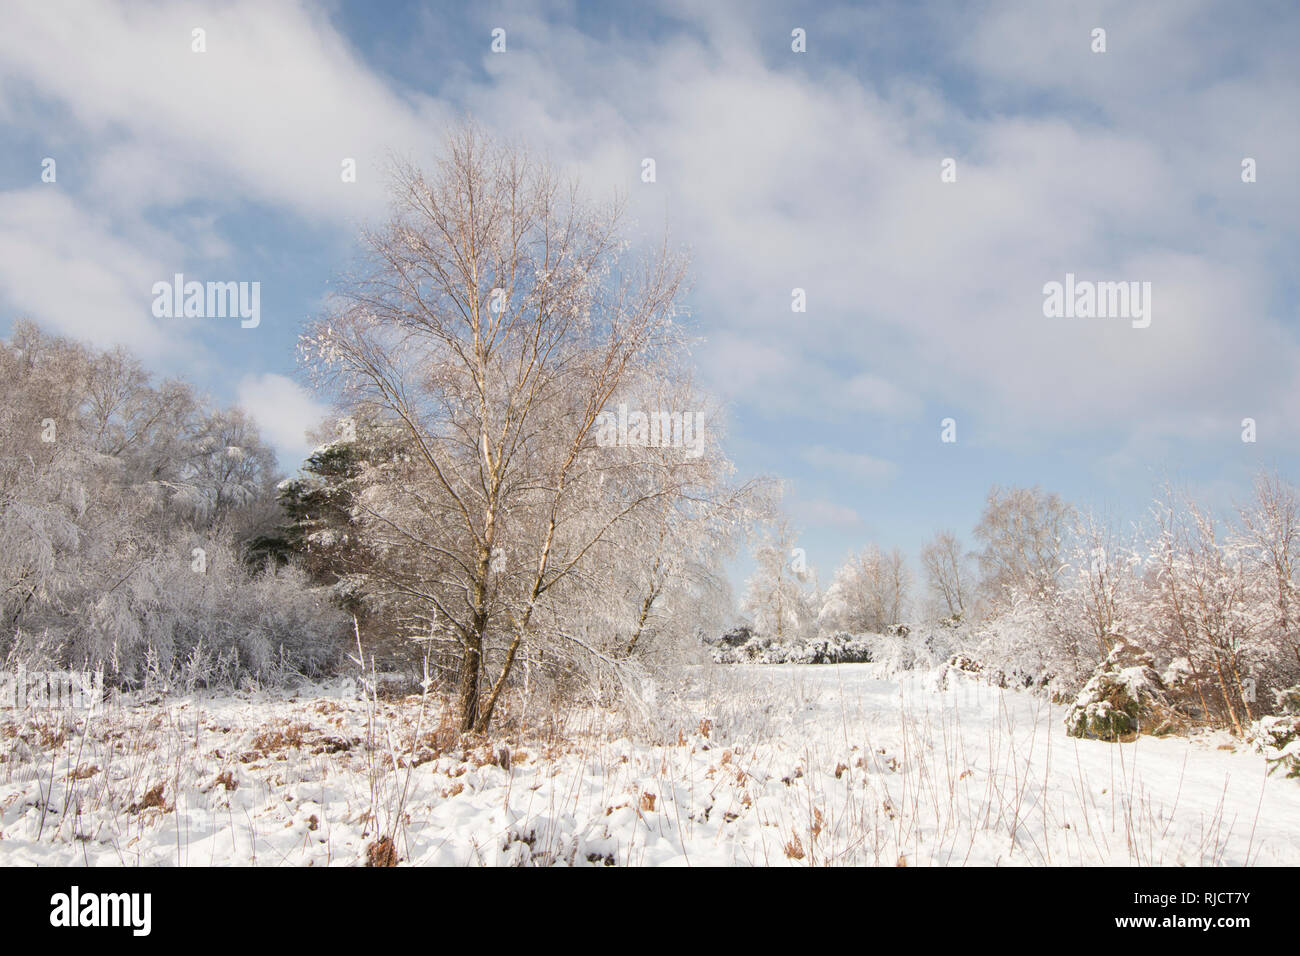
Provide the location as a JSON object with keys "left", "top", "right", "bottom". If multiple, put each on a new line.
{"left": 1249, "top": 716, "right": 1300, "bottom": 778}
{"left": 865, "top": 620, "right": 964, "bottom": 675}
{"left": 709, "top": 633, "right": 792, "bottom": 664}
{"left": 709, "top": 629, "right": 872, "bottom": 665}
{"left": 0, "top": 322, "right": 348, "bottom": 688}
{"left": 1143, "top": 491, "right": 1271, "bottom": 734}
{"left": 1248, "top": 686, "right": 1300, "bottom": 778}
{"left": 799, "top": 633, "right": 874, "bottom": 664}
{"left": 1064, "top": 642, "right": 1179, "bottom": 740}
{"left": 4, "top": 531, "right": 348, "bottom": 689}
{"left": 933, "top": 653, "right": 1008, "bottom": 691}
{"left": 955, "top": 596, "right": 1077, "bottom": 695}
{"left": 709, "top": 623, "right": 968, "bottom": 669}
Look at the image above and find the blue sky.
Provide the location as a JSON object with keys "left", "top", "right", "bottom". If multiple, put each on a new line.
{"left": 1, "top": 0, "right": 1298, "bottom": 589}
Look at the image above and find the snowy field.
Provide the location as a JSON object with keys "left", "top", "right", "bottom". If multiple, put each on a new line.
{"left": 1, "top": 663, "right": 1296, "bottom": 867}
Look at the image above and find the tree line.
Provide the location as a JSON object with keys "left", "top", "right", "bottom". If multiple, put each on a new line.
{"left": 740, "top": 480, "right": 1300, "bottom": 730}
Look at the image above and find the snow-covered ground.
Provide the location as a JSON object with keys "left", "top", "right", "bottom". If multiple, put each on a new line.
{"left": 1, "top": 663, "right": 1295, "bottom": 866}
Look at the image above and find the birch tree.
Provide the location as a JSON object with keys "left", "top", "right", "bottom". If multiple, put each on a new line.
{"left": 301, "top": 125, "right": 733, "bottom": 732}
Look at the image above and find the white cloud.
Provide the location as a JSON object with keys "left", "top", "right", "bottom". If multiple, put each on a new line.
{"left": 0, "top": 189, "right": 175, "bottom": 357}
{"left": 235, "top": 373, "right": 329, "bottom": 467}
{"left": 0, "top": 0, "right": 446, "bottom": 221}
{"left": 0, "top": 0, "right": 452, "bottom": 397}
{"left": 3, "top": 0, "right": 1296, "bottom": 465}
{"left": 438, "top": 1, "right": 1300, "bottom": 447}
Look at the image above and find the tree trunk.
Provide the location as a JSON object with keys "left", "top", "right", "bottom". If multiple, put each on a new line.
{"left": 456, "top": 633, "right": 481, "bottom": 733}
{"left": 458, "top": 530, "right": 495, "bottom": 733}
{"left": 623, "top": 573, "right": 662, "bottom": 658}
{"left": 1209, "top": 650, "right": 1242, "bottom": 736}
{"left": 474, "top": 633, "right": 521, "bottom": 733}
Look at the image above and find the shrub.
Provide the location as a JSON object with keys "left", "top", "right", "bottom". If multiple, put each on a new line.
{"left": 934, "top": 653, "right": 1007, "bottom": 691}
{"left": 1064, "top": 642, "right": 1180, "bottom": 740}
{"left": 709, "top": 630, "right": 872, "bottom": 665}
{"left": 1248, "top": 686, "right": 1300, "bottom": 778}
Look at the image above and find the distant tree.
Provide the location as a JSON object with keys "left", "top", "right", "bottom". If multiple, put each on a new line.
{"left": 742, "top": 518, "right": 818, "bottom": 640}
{"left": 1235, "top": 472, "right": 1300, "bottom": 672}
{"left": 819, "top": 545, "right": 910, "bottom": 633}
{"left": 919, "top": 530, "right": 970, "bottom": 619}
{"left": 973, "top": 484, "right": 1073, "bottom": 607}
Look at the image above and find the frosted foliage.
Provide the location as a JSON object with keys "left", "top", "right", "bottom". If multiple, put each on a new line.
{"left": 0, "top": 322, "right": 346, "bottom": 686}
{"left": 817, "top": 545, "right": 910, "bottom": 635}
{"left": 742, "top": 520, "right": 818, "bottom": 642}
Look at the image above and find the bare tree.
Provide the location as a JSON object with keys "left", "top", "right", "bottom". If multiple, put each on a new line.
{"left": 1146, "top": 487, "right": 1269, "bottom": 734}
{"left": 1065, "top": 511, "right": 1142, "bottom": 661}
{"left": 301, "top": 125, "right": 732, "bottom": 732}
{"left": 742, "top": 516, "right": 818, "bottom": 640}
{"left": 1236, "top": 472, "right": 1300, "bottom": 671}
{"left": 819, "top": 545, "right": 910, "bottom": 634}
{"left": 919, "top": 530, "right": 969, "bottom": 619}
{"left": 973, "top": 484, "right": 1073, "bottom": 607}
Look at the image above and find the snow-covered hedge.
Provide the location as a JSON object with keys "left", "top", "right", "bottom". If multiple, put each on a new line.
{"left": 708, "top": 620, "right": 977, "bottom": 672}
{"left": 707, "top": 627, "right": 873, "bottom": 665}
{"left": 866, "top": 620, "right": 966, "bottom": 675}
{"left": 932, "top": 653, "right": 1008, "bottom": 691}
{"left": 5, "top": 530, "right": 348, "bottom": 690}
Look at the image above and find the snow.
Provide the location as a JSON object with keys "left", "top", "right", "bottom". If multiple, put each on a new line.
{"left": 1115, "top": 664, "right": 1159, "bottom": 697}
{"left": 1, "top": 664, "right": 1296, "bottom": 866}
